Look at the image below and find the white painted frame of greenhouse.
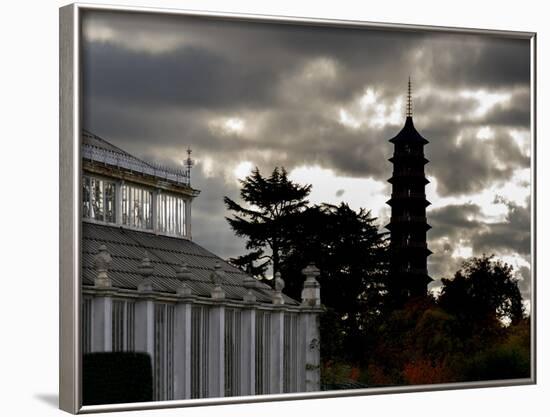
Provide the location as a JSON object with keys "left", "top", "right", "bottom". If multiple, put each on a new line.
{"left": 83, "top": 252, "right": 323, "bottom": 401}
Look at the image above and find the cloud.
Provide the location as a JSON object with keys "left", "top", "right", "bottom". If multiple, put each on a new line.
{"left": 190, "top": 166, "right": 248, "bottom": 260}
{"left": 83, "top": 12, "right": 531, "bottom": 198}
{"left": 419, "top": 34, "right": 530, "bottom": 89}
{"left": 472, "top": 198, "right": 531, "bottom": 256}
{"left": 427, "top": 197, "right": 531, "bottom": 299}
{"left": 429, "top": 203, "right": 484, "bottom": 241}
{"left": 82, "top": 42, "right": 283, "bottom": 110}
{"left": 82, "top": 10, "right": 532, "bottom": 304}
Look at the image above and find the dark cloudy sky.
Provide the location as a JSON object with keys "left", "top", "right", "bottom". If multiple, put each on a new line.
{"left": 81, "top": 11, "right": 532, "bottom": 307}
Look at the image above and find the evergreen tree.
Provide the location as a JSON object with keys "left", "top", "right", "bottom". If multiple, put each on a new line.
{"left": 224, "top": 167, "right": 311, "bottom": 278}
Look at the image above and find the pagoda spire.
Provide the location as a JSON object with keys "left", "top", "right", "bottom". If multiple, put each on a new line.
{"left": 406, "top": 76, "right": 413, "bottom": 118}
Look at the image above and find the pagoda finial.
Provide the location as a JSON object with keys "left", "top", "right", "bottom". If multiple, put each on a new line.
{"left": 406, "top": 76, "right": 413, "bottom": 118}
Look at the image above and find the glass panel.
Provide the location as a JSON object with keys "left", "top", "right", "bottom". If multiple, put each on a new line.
{"left": 122, "top": 185, "right": 128, "bottom": 224}
{"left": 191, "top": 306, "right": 201, "bottom": 399}
{"left": 112, "top": 300, "right": 124, "bottom": 352}
{"left": 104, "top": 182, "right": 116, "bottom": 223}
{"left": 152, "top": 303, "right": 176, "bottom": 401}
{"left": 82, "top": 176, "right": 116, "bottom": 223}
{"left": 82, "top": 298, "right": 92, "bottom": 354}
{"left": 121, "top": 184, "right": 153, "bottom": 230}
{"left": 255, "top": 311, "right": 271, "bottom": 394}
{"left": 178, "top": 199, "right": 183, "bottom": 236}
{"left": 127, "top": 301, "right": 135, "bottom": 351}
{"left": 157, "top": 193, "right": 187, "bottom": 236}
{"left": 90, "top": 178, "right": 104, "bottom": 220}
{"left": 224, "top": 309, "right": 241, "bottom": 397}
{"left": 154, "top": 304, "right": 165, "bottom": 401}
{"left": 191, "top": 305, "right": 209, "bottom": 398}
{"left": 82, "top": 177, "right": 91, "bottom": 219}
{"left": 147, "top": 191, "right": 153, "bottom": 229}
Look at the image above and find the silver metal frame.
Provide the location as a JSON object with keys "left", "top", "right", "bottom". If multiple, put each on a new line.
{"left": 59, "top": 2, "right": 537, "bottom": 414}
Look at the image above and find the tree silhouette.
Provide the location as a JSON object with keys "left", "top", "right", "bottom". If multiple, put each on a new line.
{"left": 280, "top": 203, "right": 389, "bottom": 363}
{"left": 224, "top": 168, "right": 389, "bottom": 364}
{"left": 224, "top": 167, "right": 311, "bottom": 277}
{"left": 438, "top": 254, "right": 524, "bottom": 326}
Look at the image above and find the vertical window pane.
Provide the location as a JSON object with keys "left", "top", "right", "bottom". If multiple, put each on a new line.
{"left": 90, "top": 178, "right": 104, "bottom": 220}
{"left": 82, "top": 297, "right": 92, "bottom": 354}
{"left": 157, "top": 193, "right": 187, "bottom": 237}
{"left": 191, "top": 305, "right": 209, "bottom": 399}
{"left": 104, "top": 182, "right": 116, "bottom": 223}
{"left": 82, "top": 177, "right": 91, "bottom": 219}
{"left": 121, "top": 184, "right": 153, "bottom": 230}
{"left": 82, "top": 176, "right": 116, "bottom": 223}
{"left": 184, "top": 200, "right": 187, "bottom": 235}
{"left": 127, "top": 301, "right": 135, "bottom": 351}
{"left": 122, "top": 185, "right": 128, "bottom": 224}
{"left": 177, "top": 199, "right": 183, "bottom": 236}
{"left": 112, "top": 300, "right": 124, "bottom": 352}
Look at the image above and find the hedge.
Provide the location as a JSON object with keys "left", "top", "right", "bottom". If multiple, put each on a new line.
{"left": 83, "top": 352, "right": 153, "bottom": 405}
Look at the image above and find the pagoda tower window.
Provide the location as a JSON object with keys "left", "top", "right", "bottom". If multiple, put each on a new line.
{"left": 82, "top": 176, "right": 116, "bottom": 223}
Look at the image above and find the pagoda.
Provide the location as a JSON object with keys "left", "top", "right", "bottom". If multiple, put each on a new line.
{"left": 386, "top": 78, "right": 432, "bottom": 303}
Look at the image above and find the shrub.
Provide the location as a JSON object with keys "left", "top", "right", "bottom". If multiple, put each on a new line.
{"left": 83, "top": 352, "right": 153, "bottom": 405}
{"left": 463, "top": 343, "right": 530, "bottom": 381}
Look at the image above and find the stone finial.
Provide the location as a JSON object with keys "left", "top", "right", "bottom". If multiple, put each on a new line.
{"left": 211, "top": 261, "right": 224, "bottom": 285}
{"left": 301, "top": 263, "right": 321, "bottom": 307}
{"left": 245, "top": 262, "right": 253, "bottom": 275}
{"left": 272, "top": 271, "right": 285, "bottom": 305}
{"left": 274, "top": 272, "right": 285, "bottom": 292}
{"left": 176, "top": 262, "right": 193, "bottom": 297}
{"left": 176, "top": 262, "right": 192, "bottom": 281}
{"left": 210, "top": 261, "right": 225, "bottom": 300}
{"left": 177, "top": 282, "right": 193, "bottom": 298}
{"left": 242, "top": 273, "right": 257, "bottom": 304}
{"left": 243, "top": 275, "right": 256, "bottom": 289}
{"left": 138, "top": 251, "right": 154, "bottom": 292}
{"left": 93, "top": 244, "right": 112, "bottom": 288}
{"left": 243, "top": 289, "right": 256, "bottom": 304}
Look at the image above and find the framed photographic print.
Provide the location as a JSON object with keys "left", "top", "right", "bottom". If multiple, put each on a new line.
{"left": 59, "top": 2, "right": 536, "bottom": 414}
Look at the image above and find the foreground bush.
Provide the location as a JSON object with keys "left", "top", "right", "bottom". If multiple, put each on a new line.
{"left": 83, "top": 352, "right": 153, "bottom": 405}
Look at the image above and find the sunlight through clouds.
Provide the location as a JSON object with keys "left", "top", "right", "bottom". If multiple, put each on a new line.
{"left": 233, "top": 161, "right": 254, "bottom": 181}
{"left": 427, "top": 169, "right": 529, "bottom": 224}
{"left": 288, "top": 165, "right": 389, "bottom": 219}
{"left": 509, "top": 128, "right": 531, "bottom": 157}
{"left": 451, "top": 244, "right": 473, "bottom": 259}
{"left": 209, "top": 116, "right": 246, "bottom": 136}
{"left": 337, "top": 87, "right": 404, "bottom": 130}
{"left": 459, "top": 89, "right": 512, "bottom": 117}
{"left": 476, "top": 126, "right": 494, "bottom": 141}
{"left": 338, "top": 109, "right": 361, "bottom": 129}
{"left": 303, "top": 57, "right": 338, "bottom": 81}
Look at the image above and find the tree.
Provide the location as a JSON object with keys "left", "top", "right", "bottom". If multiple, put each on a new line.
{"left": 225, "top": 168, "right": 389, "bottom": 364}
{"left": 438, "top": 254, "right": 525, "bottom": 326}
{"left": 365, "top": 255, "right": 529, "bottom": 386}
{"left": 280, "top": 203, "right": 389, "bottom": 363}
{"left": 224, "top": 167, "right": 311, "bottom": 277}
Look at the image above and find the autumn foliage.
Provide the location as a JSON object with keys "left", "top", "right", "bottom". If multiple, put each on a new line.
{"left": 323, "top": 256, "right": 530, "bottom": 388}
{"left": 358, "top": 256, "right": 530, "bottom": 387}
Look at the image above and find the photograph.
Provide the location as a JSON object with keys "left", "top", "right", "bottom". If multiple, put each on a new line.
{"left": 77, "top": 8, "right": 533, "bottom": 406}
